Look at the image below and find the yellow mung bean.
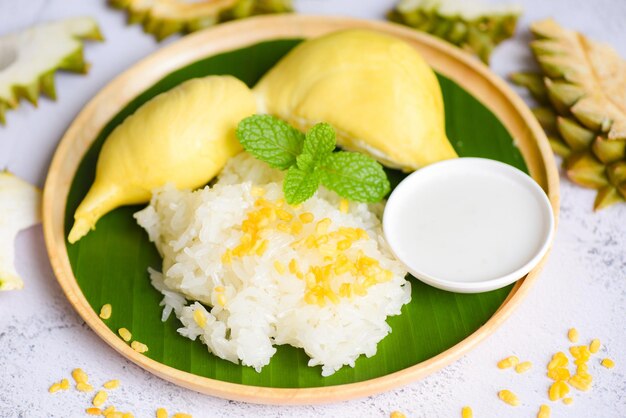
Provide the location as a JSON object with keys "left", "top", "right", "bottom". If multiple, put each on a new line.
{"left": 569, "top": 374, "right": 592, "bottom": 391}
{"left": 498, "top": 389, "right": 520, "bottom": 406}
{"left": 131, "top": 341, "right": 148, "bottom": 353}
{"left": 291, "top": 221, "right": 303, "bottom": 234}
{"left": 339, "top": 199, "right": 349, "bottom": 213}
{"left": 547, "top": 352, "right": 568, "bottom": 370}
{"left": 299, "top": 212, "right": 314, "bottom": 223}
{"left": 103, "top": 379, "right": 119, "bottom": 389}
{"left": 193, "top": 309, "right": 206, "bottom": 328}
{"left": 548, "top": 380, "right": 570, "bottom": 400}
{"left": 601, "top": 358, "right": 615, "bottom": 369}
{"left": 274, "top": 261, "right": 286, "bottom": 274}
{"left": 337, "top": 240, "right": 351, "bottom": 251}
{"left": 99, "top": 304, "right": 112, "bottom": 320}
{"left": 93, "top": 390, "right": 108, "bottom": 407}
{"left": 315, "top": 218, "right": 331, "bottom": 234}
{"left": 48, "top": 382, "right": 61, "bottom": 393}
{"left": 250, "top": 186, "right": 265, "bottom": 197}
{"left": 72, "top": 368, "right": 88, "bottom": 384}
{"left": 515, "top": 361, "right": 532, "bottom": 374}
{"left": 589, "top": 339, "right": 601, "bottom": 354}
{"left": 570, "top": 345, "right": 590, "bottom": 361}
{"left": 118, "top": 328, "right": 132, "bottom": 342}
{"left": 461, "top": 406, "right": 473, "bottom": 418}
{"left": 497, "top": 356, "right": 519, "bottom": 369}
{"left": 76, "top": 382, "right": 94, "bottom": 392}
{"left": 276, "top": 209, "right": 293, "bottom": 221}
{"left": 537, "top": 404, "right": 551, "bottom": 418}
{"left": 547, "top": 367, "right": 570, "bottom": 381}
{"left": 102, "top": 406, "right": 116, "bottom": 415}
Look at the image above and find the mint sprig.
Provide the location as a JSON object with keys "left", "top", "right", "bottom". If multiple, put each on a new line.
{"left": 302, "top": 123, "right": 336, "bottom": 163}
{"left": 236, "top": 114, "right": 304, "bottom": 170}
{"left": 284, "top": 167, "right": 320, "bottom": 204}
{"left": 236, "top": 115, "right": 390, "bottom": 205}
{"left": 318, "top": 153, "right": 390, "bottom": 203}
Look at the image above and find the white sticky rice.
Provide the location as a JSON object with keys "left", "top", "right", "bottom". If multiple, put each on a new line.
{"left": 135, "top": 152, "right": 411, "bottom": 376}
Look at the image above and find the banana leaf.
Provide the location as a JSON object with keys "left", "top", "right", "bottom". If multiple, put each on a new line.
{"left": 65, "top": 39, "right": 526, "bottom": 388}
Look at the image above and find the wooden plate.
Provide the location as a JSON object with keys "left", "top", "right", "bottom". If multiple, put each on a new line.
{"left": 43, "top": 15, "right": 559, "bottom": 404}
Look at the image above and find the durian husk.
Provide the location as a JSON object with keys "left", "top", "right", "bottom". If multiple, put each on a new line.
{"left": 531, "top": 19, "right": 626, "bottom": 140}
{"left": 109, "top": 0, "right": 293, "bottom": 41}
{"left": 0, "top": 17, "right": 103, "bottom": 125}
{"left": 510, "top": 18, "right": 626, "bottom": 210}
{"left": 387, "top": 0, "right": 521, "bottom": 64}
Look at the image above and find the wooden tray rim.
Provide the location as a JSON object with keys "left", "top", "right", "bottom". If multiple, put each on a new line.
{"left": 42, "top": 15, "right": 560, "bottom": 405}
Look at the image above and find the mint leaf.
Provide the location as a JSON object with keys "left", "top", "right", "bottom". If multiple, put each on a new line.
{"left": 304, "top": 123, "right": 335, "bottom": 158}
{"left": 283, "top": 166, "right": 319, "bottom": 205}
{"left": 236, "top": 115, "right": 304, "bottom": 170}
{"left": 319, "top": 152, "right": 390, "bottom": 202}
{"left": 297, "top": 123, "right": 335, "bottom": 171}
{"left": 296, "top": 152, "right": 316, "bottom": 172}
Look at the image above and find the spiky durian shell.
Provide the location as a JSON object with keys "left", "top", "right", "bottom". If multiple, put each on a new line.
{"left": 109, "top": 0, "right": 293, "bottom": 41}
{"left": 387, "top": 0, "right": 521, "bottom": 64}
{"left": 510, "top": 19, "right": 626, "bottom": 210}
{"left": 0, "top": 17, "right": 102, "bottom": 125}
{"left": 531, "top": 19, "right": 626, "bottom": 141}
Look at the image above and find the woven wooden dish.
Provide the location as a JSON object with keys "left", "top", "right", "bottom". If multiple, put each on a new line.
{"left": 43, "top": 15, "right": 559, "bottom": 404}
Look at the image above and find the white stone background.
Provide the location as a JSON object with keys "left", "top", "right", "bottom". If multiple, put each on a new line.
{"left": 1, "top": 0, "right": 625, "bottom": 417}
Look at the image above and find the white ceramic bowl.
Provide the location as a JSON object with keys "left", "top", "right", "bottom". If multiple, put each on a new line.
{"left": 383, "top": 158, "right": 555, "bottom": 293}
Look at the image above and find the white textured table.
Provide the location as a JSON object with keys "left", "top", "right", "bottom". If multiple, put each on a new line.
{"left": 1, "top": 0, "right": 625, "bottom": 417}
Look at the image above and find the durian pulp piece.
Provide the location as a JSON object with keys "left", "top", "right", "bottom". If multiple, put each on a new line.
{"left": 388, "top": 0, "right": 521, "bottom": 63}
{"left": 68, "top": 75, "right": 256, "bottom": 243}
{"left": 109, "top": 0, "right": 293, "bottom": 41}
{"left": 0, "top": 17, "right": 103, "bottom": 125}
{"left": 253, "top": 29, "right": 457, "bottom": 172}
{"left": 0, "top": 172, "right": 41, "bottom": 291}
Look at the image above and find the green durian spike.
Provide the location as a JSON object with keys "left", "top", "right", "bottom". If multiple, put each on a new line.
{"left": 594, "top": 185, "right": 624, "bottom": 210}
{"left": 510, "top": 72, "right": 548, "bottom": 103}
{"left": 564, "top": 152, "right": 608, "bottom": 189}
{"left": 592, "top": 136, "right": 626, "bottom": 165}
{"left": 557, "top": 117, "right": 595, "bottom": 151}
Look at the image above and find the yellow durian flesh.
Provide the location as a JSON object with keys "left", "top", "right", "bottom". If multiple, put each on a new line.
{"left": 68, "top": 75, "right": 256, "bottom": 243}
{"left": 253, "top": 29, "right": 457, "bottom": 171}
